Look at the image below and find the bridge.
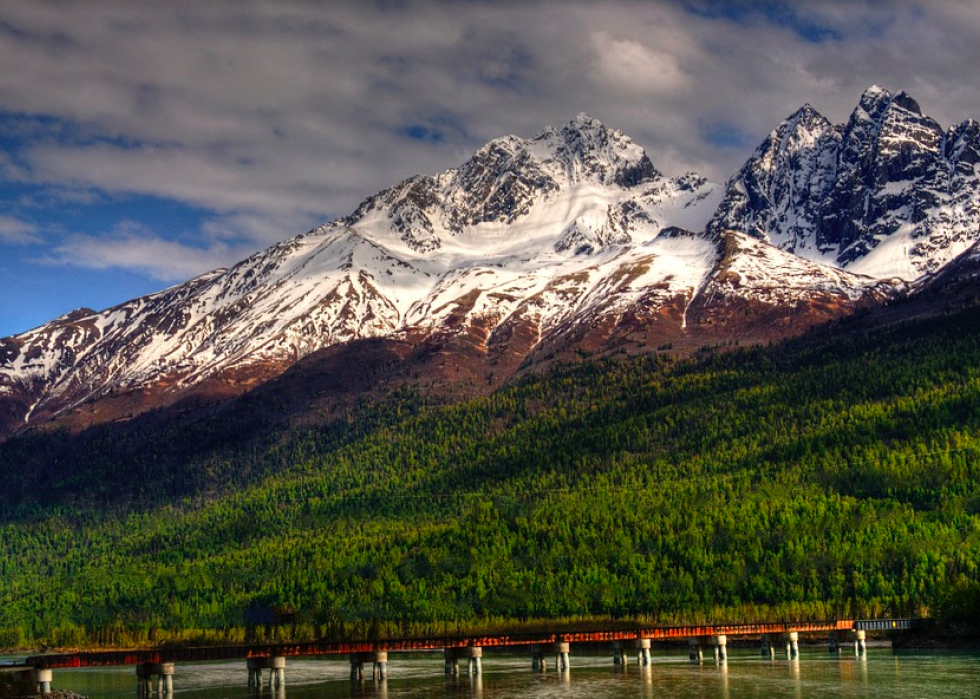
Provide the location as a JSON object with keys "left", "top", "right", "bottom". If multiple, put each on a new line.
{"left": 3, "top": 618, "right": 927, "bottom": 694}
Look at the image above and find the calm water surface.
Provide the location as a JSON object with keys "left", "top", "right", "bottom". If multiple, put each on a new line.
{"left": 7, "top": 648, "right": 979, "bottom": 699}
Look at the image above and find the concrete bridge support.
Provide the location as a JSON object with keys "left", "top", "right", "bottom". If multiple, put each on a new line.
{"left": 533, "top": 643, "right": 569, "bottom": 672}
{"left": 553, "top": 642, "right": 570, "bottom": 672}
{"left": 613, "top": 639, "right": 651, "bottom": 667}
{"left": 137, "top": 662, "right": 174, "bottom": 695}
{"left": 712, "top": 634, "right": 728, "bottom": 662}
{"left": 444, "top": 648, "right": 462, "bottom": 676}
{"left": 828, "top": 632, "right": 840, "bottom": 653}
{"left": 350, "top": 652, "right": 385, "bottom": 681}
{"left": 33, "top": 669, "right": 53, "bottom": 695}
{"left": 466, "top": 647, "right": 483, "bottom": 675}
{"left": 761, "top": 634, "right": 776, "bottom": 658}
{"left": 270, "top": 657, "right": 285, "bottom": 689}
{"left": 372, "top": 651, "right": 388, "bottom": 680}
{"left": 688, "top": 638, "right": 703, "bottom": 662}
{"left": 637, "top": 638, "right": 652, "bottom": 666}
{"left": 247, "top": 657, "right": 284, "bottom": 689}
{"left": 855, "top": 630, "right": 867, "bottom": 656}
{"left": 612, "top": 641, "right": 628, "bottom": 667}
{"left": 786, "top": 632, "right": 800, "bottom": 660}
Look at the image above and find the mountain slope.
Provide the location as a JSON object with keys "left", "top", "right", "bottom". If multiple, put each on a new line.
{"left": 3, "top": 89, "right": 977, "bottom": 440}
{"left": 3, "top": 295, "right": 980, "bottom": 644}
{"left": 708, "top": 86, "right": 980, "bottom": 279}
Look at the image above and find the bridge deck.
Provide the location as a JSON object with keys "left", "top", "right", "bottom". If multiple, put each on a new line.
{"left": 23, "top": 618, "right": 926, "bottom": 669}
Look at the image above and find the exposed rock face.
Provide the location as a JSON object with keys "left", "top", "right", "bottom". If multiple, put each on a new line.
{"left": 5, "top": 90, "right": 977, "bottom": 440}
{"left": 709, "top": 86, "right": 980, "bottom": 280}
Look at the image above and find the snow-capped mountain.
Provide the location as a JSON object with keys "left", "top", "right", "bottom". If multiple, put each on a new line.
{"left": 1, "top": 94, "right": 972, "bottom": 439}
{"left": 708, "top": 86, "right": 980, "bottom": 280}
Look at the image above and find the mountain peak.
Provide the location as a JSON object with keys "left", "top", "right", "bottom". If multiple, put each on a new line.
{"left": 7, "top": 88, "right": 980, "bottom": 441}
{"left": 549, "top": 113, "right": 659, "bottom": 188}
{"left": 781, "top": 103, "right": 833, "bottom": 137}
{"left": 567, "top": 111, "right": 604, "bottom": 130}
{"left": 788, "top": 103, "right": 823, "bottom": 121}
{"left": 860, "top": 84, "right": 892, "bottom": 105}
{"left": 855, "top": 84, "right": 894, "bottom": 122}
{"left": 890, "top": 90, "right": 923, "bottom": 116}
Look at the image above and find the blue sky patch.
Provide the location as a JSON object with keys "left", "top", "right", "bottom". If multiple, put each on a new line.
{"left": 682, "top": 0, "right": 841, "bottom": 43}
{"left": 700, "top": 122, "right": 756, "bottom": 150}
{"left": 400, "top": 124, "right": 446, "bottom": 144}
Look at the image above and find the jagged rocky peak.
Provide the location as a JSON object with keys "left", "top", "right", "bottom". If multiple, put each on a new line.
{"left": 15, "top": 94, "right": 980, "bottom": 442}
{"left": 544, "top": 112, "right": 660, "bottom": 187}
{"left": 874, "top": 90, "right": 944, "bottom": 158}
{"left": 443, "top": 135, "right": 561, "bottom": 231}
{"left": 345, "top": 113, "right": 666, "bottom": 245}
{"left": 450, "top": 113, "right": 658, "bottom": 197}
{"left": 838, "top": 85, "right": 893, "bottom": 168}
{"left": 706, "top": 100, "right": 839, "bottom": 252}
{"left": 785, "top": 103, "right": 831, "bottom": 129}
{"left": 859, "top": 84, "right": 892, "bottom": 115}
{"left": 710, "top": 85, "right": 980, "bottom": 279}
{"left": 946, "top": 118, "right": 980, "bottom": 168}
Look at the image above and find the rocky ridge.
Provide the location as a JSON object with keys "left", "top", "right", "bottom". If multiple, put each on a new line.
{"left": 1, "top": 90, "right": 977, "bottom": 439}
{"left": 708, "top": 86, "right": 980, "bottom": 280}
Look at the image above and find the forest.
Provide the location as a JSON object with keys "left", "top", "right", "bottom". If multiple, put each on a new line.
{"left": 2, "top": 304, "right": 980, "bottom": 649}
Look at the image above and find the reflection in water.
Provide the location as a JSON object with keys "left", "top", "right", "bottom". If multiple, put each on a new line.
{"left": 443, "top": 673, "right": 483, "bottom": 699}
{"left": 350, "top": 678, "right": 387, "bottom": 699}
{"left": 790, "top": 658, "right": 802, "bottom": 699}
{"left": 16, "top": 650, "right": 980, "bottom": 699}
{"left": 639, "top": 665, "right": 654, "bottom": 699}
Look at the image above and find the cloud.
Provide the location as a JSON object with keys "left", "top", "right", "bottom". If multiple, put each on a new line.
{"left": 0, "top": 215, "right": 40, "bottom": 244}
{"left": 1, "top": 0, "right": 980, "bottom": 286}
{"left": 589, "top": 31, "right": 687, "bottom": 94}
{"left": 37, "top": 221, "right": 243, "bottom": 281}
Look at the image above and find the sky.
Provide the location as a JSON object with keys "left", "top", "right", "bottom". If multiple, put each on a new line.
{"left": 3, "top": 0, "right": 980, "bottom": 338}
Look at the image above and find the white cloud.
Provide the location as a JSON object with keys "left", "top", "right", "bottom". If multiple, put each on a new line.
{"left": 1, "top": 0, "right": 980, "bottom": 285}
{"left": 38, "top": 221, "right": 244, "bottom": 281}
{"left": 589, "top": 31, "right": 687, "bottom": 94}
{"left": 0, "top": 215, "right": 40, "bottom": 244}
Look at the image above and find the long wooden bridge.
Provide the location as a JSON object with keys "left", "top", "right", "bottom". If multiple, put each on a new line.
{"left": 3, "top": 618, "right": 927, "bottom": 694}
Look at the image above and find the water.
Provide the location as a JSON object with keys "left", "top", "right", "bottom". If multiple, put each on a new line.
{"left": 8, "top": 648, "right": 980, "bottom": 699}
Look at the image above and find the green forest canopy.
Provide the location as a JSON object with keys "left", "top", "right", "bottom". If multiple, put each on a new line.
{"left": 2, "top": 307, "right": 980, "bottom": 649}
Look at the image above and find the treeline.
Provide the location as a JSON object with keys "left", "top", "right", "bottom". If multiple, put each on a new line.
{"left": 2, "top": 307, "right": 980, "bottom": 648}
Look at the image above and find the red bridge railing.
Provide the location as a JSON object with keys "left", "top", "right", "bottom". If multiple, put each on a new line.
{"left": 25, "top": 618, "right": 926, "bottom": 669}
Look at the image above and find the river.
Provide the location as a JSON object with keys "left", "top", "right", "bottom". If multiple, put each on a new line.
{"left": 7, "top": 648, "right": 979, "bottom": 699}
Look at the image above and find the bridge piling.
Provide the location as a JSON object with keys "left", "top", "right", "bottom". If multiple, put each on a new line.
{"left": 136, "top": 662, "right": 174, "bottom": 695}
{"left": 532, "top": 643, "right": 568, "bottom": 672}
{"left": 246, "top": 657, "right": 283, "bottom": 689}
{"left": 761, "top": 634, "right": 775, "bottom": 658}
{"left": 372, "top": 651, "right": 388, "bottom": 680}
{"left": 713, "top": 634, "right": 728, "bottom": 662}
{"left": 855, "top": 630, "right": 867, "bottom": 656}
{"left": 612, "top": 641, "right": 628, "bottom": 667}
{"left": 444, "top": 648, "right": 461, "bottom": 676}
{"left": 351, "top": 652, "right": 382, "bottom": 681}
{"left": 688, "top": 638, "right": 703, "bottom": 662}
{"left": 466, "top": 647, "right": 482, "bottom": 675}
{"left": 33, "top": 669, "right": 53, "bottom": 695}
{"left": 271, "top": 657, "right": 285, "bottom": 689}
{"left": 553, "top": 642, "right": 570, "bottom": 672}
{"left": 786, "top": 632, "right": 800, "bottom": 660}
{"left": 638, "top": 638, "right": 652, "bottom": 666}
